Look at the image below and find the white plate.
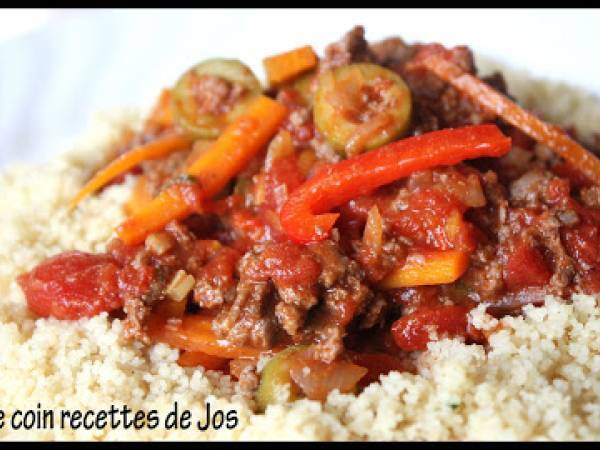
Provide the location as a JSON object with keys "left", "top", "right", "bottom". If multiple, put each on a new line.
{"left": 1, "top": 8, "right": 599, "bottom": 166}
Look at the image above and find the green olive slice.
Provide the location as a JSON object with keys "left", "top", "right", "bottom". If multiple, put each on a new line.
{"left": 171, "top": 58, "right": 262, "bottom": 139}
{"left": 314, "top": 63, "right": 412, "bottom": 157}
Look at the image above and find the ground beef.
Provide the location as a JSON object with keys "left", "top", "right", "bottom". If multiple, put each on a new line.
{"left": 211, "top": 241, "right": 321, "bottom": 348}
{"left": 464, "top": 167, "right": 577, "bottom": 304}
{"left": 274, "top": 302, "right": 307, "bottom": 337}
{"left": 110, "top": 221, "right": 226, "bottom": 341}
{"left": 581, "top": 186, "right": 600, "bottom": 209}
{"left": 190, "top": 74, "right": 246, "bottom": 116}
{"left": 357, "top": 293, "right": 388, "bottom": 330}
{"left": 310, "top": 134, "right": 341, "bottom": 163}
{"left": 355, "top": 236, "right": 407, "bottom": 283}
{"left": 193, "top": 247, "right": 239, "bottom": 309}
{"left": 212, "top": 275, "right": 276, "bottom": 349}
{"left": 115, "top": 246, "right": 172, "bottom": 342}
{"left": 302, "top": 240, "right": 372, "bottom": 362}
{"left": 234, "top": 360, "right": 260, "bottom": 395}
{"left": 141, "top": 151, "right": 190, "bottom": 196}
{"left": 370, "top": 37, "right": 415, "bottom": 70}
{"left": 212, "top": 239, "right": 373, "bottom": 363}
{"left": 506, "top": 169, "right": 577, "bottom": 293}
{"left": 122, "top": 295, "right": 151, "bottom": 343}
{"left": 467, "top": 170, "right": 507, "bottom": 236}
{"left": 509, "top": 167, "right": 552, "bottom": 207}
{"left": 462, "top": 242, "right": 505, "bottom": 302}
{"left": 398, "top": 44, "right": 497, "bottom": 134}
{"left": 276, "top": 88, "right": 316, "bottom": 148}
{"left": 320, "top": 25, "right": 375, "bottom": 72}
{"left": 534, "top": 211, "right": 575, "bottom": 293}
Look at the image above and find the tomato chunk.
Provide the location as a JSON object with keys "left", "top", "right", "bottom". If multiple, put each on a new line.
{"left": 563, "top": 223, "right": 600, "bottom": 270}
{"left": 391, "top": 305, "right": 479, "bottom": 352}
{"left": 263, "top": 154, "right": 305, "bottom": 212}
{"left": 387, "top": 189, "right": 475, "bottom": 252}
{"left": 503, "top": 241, "right": 552, "bottom": 292}
{"left": 17, "top": 251, "right": 122, "bottom": 320}
{"left": 245, "top": 242, "right": 321, "bottom": 288}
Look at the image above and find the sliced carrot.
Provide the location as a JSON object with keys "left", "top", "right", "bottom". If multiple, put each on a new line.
{"left": 147, "top": 313, "right": 269, "bottom": 359}
{"left": 381, "top": 249, "right": 470, "bottom": 288}
{"left": 184, "top": 140, "right": 215, "bottom": 169}
{"left": 263, "top": 45, "right": 318, "bottom": 86}
{"left": 116, "top": 183, "right": 202, "bottom": 247}
{"left": 417, "top": 51, "right": 600, "bottom": 184}
{"left": 117, "top": 95, "right": 288, "bottom": 246}
{"left": 186, "top": 95, "right": 288, "bottom": 196}
{"left": 69, "top": 132, "right": 192, "bottom": 209}
{"left": 177, "top": 351, "right": 230, "bottom": 370}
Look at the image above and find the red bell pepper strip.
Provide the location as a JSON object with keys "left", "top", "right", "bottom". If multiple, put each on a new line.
{"left": 279, "top": 124, "right": 512, "bottom": 243}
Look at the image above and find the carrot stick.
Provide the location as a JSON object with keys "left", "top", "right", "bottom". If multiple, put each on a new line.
{"left": 381, "top": 250, "right": 470, "bottom": 288}
{"left": 417, "top": 52, "right": 600, "bottom": 183}
{"left": 186, "top": 95, "right": 288, "bottom": 196}
{"left": 116, "top": 184, "right": 201, "bottom": 247}
{"left": 117, "top": 95, "right": 287, "bottom": 246}
{"left": 177, "top": 351, "right": 230, "bottom": 370}
{"left": 69, "top": 133, "right": 192, "bottom": 209}
{"left": 263, "top": 45, "right": 318, "bottom": 86}
{"left": 147, "top": 313, "right": 269, "bottom": 359}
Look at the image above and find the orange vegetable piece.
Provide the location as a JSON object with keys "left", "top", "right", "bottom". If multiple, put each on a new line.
{"left": 263, "top": 45, "right": 318, "bottom": 86}
{"left": 147, "top": 313, "right": 268, "bottom": 359}
{"left": 69, "top": 132, "right": 192, "bottom": 209}
{"left": 417, "top": 50, "right": 600, "bottom": 184}
{"left": 186, "top": 96, "right": 288, "bottom": 197}
{"left": 177, "top": 351, "right": 230, "bottom": 370}
{"left": 117, "top": 183, "right": 203, "bottom": 247}
{"left": 381, "top": 249, "right": 470, "bottom": 288}
{"left": 117, "top": 95, "right": 288, "bottom": 246}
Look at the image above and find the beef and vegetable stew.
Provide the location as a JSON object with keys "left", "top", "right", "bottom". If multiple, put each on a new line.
{"left": 17, "top": 26, "right": 600, "bottom": 409}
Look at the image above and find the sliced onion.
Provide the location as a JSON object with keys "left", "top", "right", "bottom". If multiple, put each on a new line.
{"left": 363, "top": 205, "right": 383, "bottom": 256}
{"left": 165, "top": 270, "right": 195, "bottom": 302}
{"left": 288, "top": 356, "right": 368, "bottom": 401}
